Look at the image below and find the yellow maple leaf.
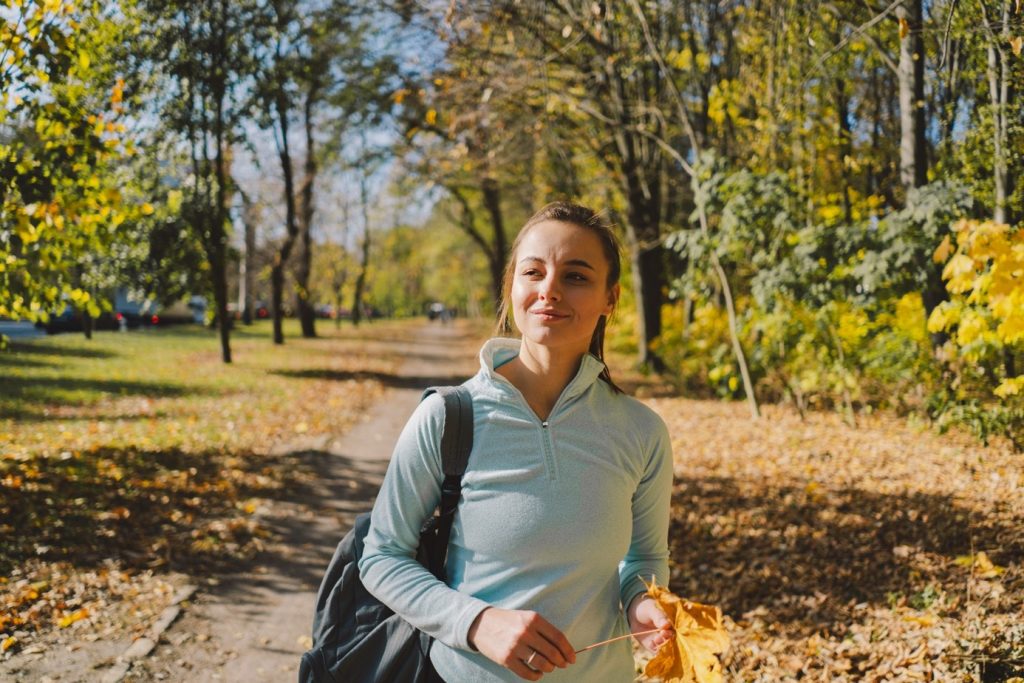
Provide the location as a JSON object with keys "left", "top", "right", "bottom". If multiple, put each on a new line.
{"left": 641, "top": 577, "right": 730, "bottom": 683}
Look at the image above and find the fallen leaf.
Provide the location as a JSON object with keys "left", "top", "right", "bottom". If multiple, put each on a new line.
{"left": 903, "top": 614, "right": 937, "bottom": 627}
{"left": 973, "top": 551, "right": 1005, "bottom": 578}
{"left": 1, "top": 636, "right": 17, "bottom": 652}
{"left": 58, "top": 608, "right": 89, "bottom": 628}
{"left": 955, "top": 551, "right": 1005, "bottom": 578}
{"left": 642, "top": 577, "right": 730, "bottom": 683}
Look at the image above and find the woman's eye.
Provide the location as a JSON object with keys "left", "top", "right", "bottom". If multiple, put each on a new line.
{"left": 566, "top": 272, "right": 588, "bottom": 282}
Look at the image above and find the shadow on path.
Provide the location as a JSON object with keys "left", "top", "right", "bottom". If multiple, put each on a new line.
{"left": 204, "top": 448, "right": 390, "bottom": 608}
{"left": 0, "top": 445, "right": 370, "bottom": 578}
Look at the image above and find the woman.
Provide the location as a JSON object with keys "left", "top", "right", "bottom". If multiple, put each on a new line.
{"left": 359, "top": 202, "right": 674, "bottom": 682}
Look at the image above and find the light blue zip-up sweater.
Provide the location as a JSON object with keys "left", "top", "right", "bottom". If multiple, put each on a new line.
{"left": 358, "top": 338, "right": 673, "bottom": 682}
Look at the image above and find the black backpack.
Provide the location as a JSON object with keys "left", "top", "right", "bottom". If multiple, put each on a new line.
{"left": 298, "top": 385, "right": 474, "bottom": 683}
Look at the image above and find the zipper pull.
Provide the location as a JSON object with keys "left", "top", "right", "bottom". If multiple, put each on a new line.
{"left": 541, "top": 421, "right": 549, "bottom": 428}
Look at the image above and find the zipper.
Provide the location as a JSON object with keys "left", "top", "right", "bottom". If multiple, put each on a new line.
{"left": 540, "top": 420, "right": 556, "bottom": 481}
{"left": 500, "top": 385, "right": 560, "bottom": 481}
{"left": 491, "top": 359, "right": 590, "bottom": 481}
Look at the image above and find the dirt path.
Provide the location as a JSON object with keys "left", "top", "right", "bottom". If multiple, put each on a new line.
{"left": 116, "top": 321, "right": 481, "bottom": 682}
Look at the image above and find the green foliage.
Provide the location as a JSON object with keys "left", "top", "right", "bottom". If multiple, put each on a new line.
{"left": 363, "top": 212, "right": 493, "bottom": 318}
{"left": 663, "top": 157, "right": 950, "bottom": 416}
{"left": 1, "top": 0, "right": 141, "bottom": 322}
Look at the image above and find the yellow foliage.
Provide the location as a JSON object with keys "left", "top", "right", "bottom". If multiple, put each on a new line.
{"left": 668, "top": 48, "right": 693, "bottom": 70}
{"left": 836, "top": 307, "right": 870, "bottom": 347}
{"left": 956, "top": 309, "right": 989, "bottom": 346}
{"left": 818, "top": 205, "right": 843, "bottom": 222}
{"left": 641, "top": 577, "right": 730, "bottom": 683}
{"left": 930, "top": 219, "right": 1023, "bottom": 401}
{"left": 995, "top": 377, "right": 1024, "bottom": 398}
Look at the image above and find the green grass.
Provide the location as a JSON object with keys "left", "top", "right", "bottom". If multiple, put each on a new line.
{"left": 0, "top": 319, "right": 408, "bottom": 590}
{"left": 0, "top": 320, "right": 409, "bottom": 457}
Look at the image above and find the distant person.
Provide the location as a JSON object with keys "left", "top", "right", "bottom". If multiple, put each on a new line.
{"left": 429, "top": 302, "right": 446, "bottom": 322}
{"left": 359, "top": 201, "right": 674, "bottom": 681}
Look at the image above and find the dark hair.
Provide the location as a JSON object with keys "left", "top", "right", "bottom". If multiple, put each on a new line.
{"left": 494, "top": 201, "right": 624, "bottom": 394}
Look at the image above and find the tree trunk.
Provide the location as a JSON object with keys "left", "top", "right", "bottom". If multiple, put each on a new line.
{"left": 212, "top": 0, "right": 231, "bottom": 364}
{"left": 835, "top": 76, "right": 854, "bottom": 224}
{"left": 481, "top": 176, "right": 508, "bottom": 311}
{"left": 983, "top": 0, "right": 1011, "bottom": 224}
{"left": 82, "top": 309, "right": 93, "bottom": 340}
{"left": 448, "top": 185, "right": 504, "bottom": 312}
{"left": 896, "top": 0, "right": 927, "bottom": 191}
{"left": 271, "top": 86, "right": 299, "bottom": 345}
{"left": 898, "top": 0, "right": 945, "bottom": 349}
{"left": 241, "top": 194, "right": 256, "bottom": 325}
{"left": 296, "top": 84, "right": 319, "bottom": 338}
{"left": 351, "top": 173, "right": 371, "bottom": 327}
{"left": 623, "top": 168, "right": 664, "bottom": 371}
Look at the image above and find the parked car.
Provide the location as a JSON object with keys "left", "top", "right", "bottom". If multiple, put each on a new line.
{"left": 36, "top": 306, "right": 119, "bottom": 334}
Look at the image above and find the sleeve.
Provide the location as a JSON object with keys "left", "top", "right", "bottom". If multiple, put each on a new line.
{"left": 617, "top": 412, "right": 673, "bottom": 609}
{"left": 357, "top": 393, "right": 491, "bottom": 651}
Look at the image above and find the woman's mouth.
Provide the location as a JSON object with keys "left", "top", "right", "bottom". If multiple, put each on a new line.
{"left": 530, "top": 309, "right": 569, "bottom": 321}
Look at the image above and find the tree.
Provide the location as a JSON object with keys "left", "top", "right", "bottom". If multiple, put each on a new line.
{"left": 1, "top": 0, "right": 139, "bottom": 330}
{"left": 137, "top": 0, "right": 262, "bottom": 362}
{"left": 252, "top": 0, "right": 400, "bottom": 343}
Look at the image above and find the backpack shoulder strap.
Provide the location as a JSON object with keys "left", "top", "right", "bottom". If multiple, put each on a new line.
{"left": 420, "top": 386, "right": 473, "bottom": 571}
{"left": 422, "top": 385, "right": 474, "bottom": 479}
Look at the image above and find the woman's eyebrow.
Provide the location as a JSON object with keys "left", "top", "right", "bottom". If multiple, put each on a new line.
{"left": 518, "top": 256, "right": 596, "bottom": 271}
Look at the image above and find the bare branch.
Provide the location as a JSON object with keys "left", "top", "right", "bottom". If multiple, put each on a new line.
{"left": 803, "top": 0, "right": 904, "bottom": 86}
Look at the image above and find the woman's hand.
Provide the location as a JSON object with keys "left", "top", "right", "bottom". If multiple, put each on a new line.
{"left": 467, "top": 607, "right": 576, "bottom": 681}
{"left": 627, "top": 594, "right": 673, "bottom": 653}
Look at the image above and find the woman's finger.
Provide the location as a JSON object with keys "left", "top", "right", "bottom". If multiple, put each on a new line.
{"left": 526, "top": 634, "right": 568, "bottom": 671}
{"left": 509, "top": 652, "right": 544, "bottom": 681}
{"left": 522, "top": 645, "right": 556, "bottom": 674}
{"left": 533, "top": 616, "right": 576, "bottom": 665}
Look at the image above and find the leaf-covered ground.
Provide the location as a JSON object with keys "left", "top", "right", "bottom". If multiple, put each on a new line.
{"left": 0, "top": 321, "right": 404, "bottom": 661}
{"left": 3, "top": 322, "right": 1021, "bottom": 682}
{"left": 645, "top": 397, "right": 1023, "bottom": 682}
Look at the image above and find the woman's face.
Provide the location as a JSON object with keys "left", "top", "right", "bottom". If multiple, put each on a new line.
{"left": 509, "top": 220, "right": 618, "bottom": 357}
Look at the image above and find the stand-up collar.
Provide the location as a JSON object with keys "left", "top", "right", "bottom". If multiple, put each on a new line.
{"left": 478, "top": 337, "right": 606, "bottom": 406}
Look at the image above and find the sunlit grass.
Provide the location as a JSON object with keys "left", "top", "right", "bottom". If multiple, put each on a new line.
{"left": 0, "top": 318, "right": 435, "bottom": 642}
{"left": 0, "top": 319, "right": 411, "bottom": 459}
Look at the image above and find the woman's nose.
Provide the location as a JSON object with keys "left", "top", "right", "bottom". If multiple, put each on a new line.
{"left": 538, "top": 276, "right": 561, "bottom": 301}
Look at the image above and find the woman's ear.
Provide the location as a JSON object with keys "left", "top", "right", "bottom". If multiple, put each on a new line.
{"left": 604, "top": 283, "right": 620, "bottom": 315}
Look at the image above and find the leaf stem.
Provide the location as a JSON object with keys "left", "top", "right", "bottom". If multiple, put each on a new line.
{"left": 575, "top": 628, "right": 664, "bottom": 654}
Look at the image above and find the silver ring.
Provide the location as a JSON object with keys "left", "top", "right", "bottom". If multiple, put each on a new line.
{"left": 526, "top": 650, "right": 538, "bottom": 667}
